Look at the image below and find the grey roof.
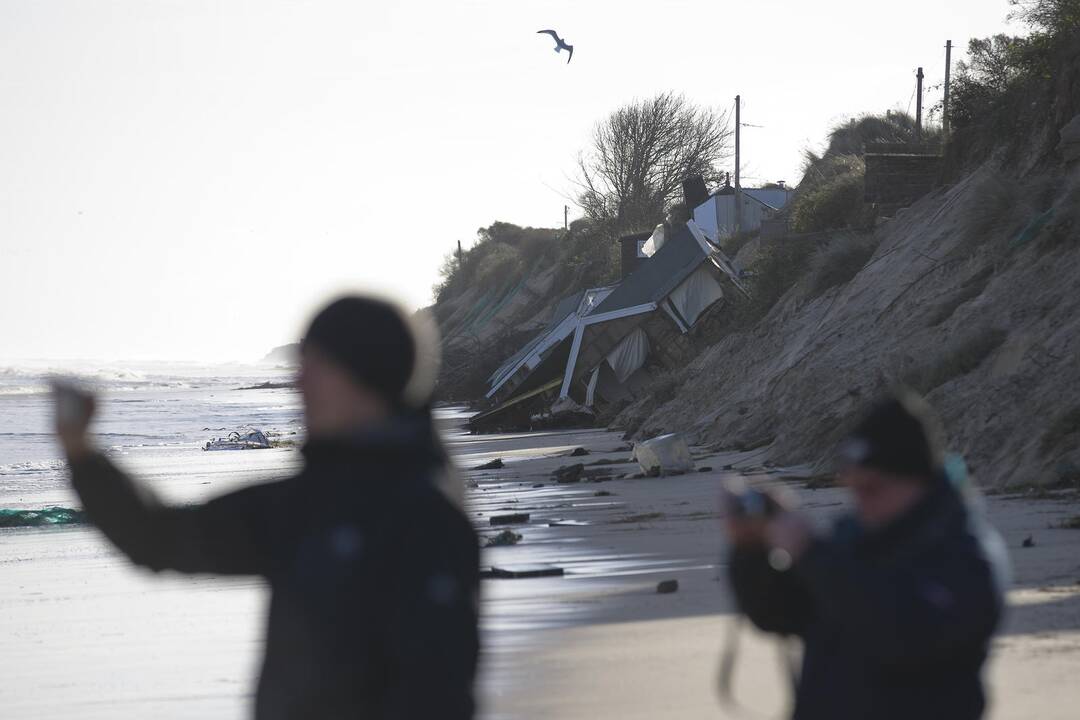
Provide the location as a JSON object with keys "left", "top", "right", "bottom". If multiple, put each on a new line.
{"left": 549, "top": 290, "right": 585, "bottom": 327}
{"left": 591, "top": 225, "right": 707, "bottom": 314}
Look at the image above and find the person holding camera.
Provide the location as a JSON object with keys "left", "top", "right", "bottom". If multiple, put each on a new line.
{"left": 723, "top": 392, "right": 1008, "bottom": 720}
{"left": 54, "top": 296, "right": 480, "bottom": 720}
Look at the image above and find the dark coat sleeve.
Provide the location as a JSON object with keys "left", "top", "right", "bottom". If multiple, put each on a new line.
{"left": 792, "top": 535, "right": 1002, "bottom": 669}
{"left": 728, "top": 544, "right": 814, "bottom": 635}
{"left": 69, "top": 452, "right": 281, "bottom": 576}
{"left": 381, "top": 498, "right": 480, "bottom": 720}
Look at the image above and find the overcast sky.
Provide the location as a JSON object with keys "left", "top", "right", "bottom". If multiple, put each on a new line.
{"left": 0, "top": 0, "right": 1018, "bottom": 362}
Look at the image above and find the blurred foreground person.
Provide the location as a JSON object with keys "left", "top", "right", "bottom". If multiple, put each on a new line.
{"left": 54, "top": 296, "right": 479, "bottom": 720}
{"left": 724, "top": 391, "right": 1008, "bottom": 720}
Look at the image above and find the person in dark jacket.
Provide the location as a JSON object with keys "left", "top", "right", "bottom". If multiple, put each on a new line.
{"left": 724, "top": 391, "right": 1009, "bottom": 720}
{"left": 53, "top": 296, "right": 480, "bottom": 720}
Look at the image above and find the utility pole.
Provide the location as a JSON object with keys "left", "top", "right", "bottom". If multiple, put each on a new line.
{"left": 943, "top": 40, "right": 953, "bottom": 139}
{"left": 734, "top": 94, "right": 742, "bottom": 237}
{"left": 915, "top": 67, "right": 925, "bottom": 141}
{"left": 564, "top": 205, "right": 568, "bottom": 231}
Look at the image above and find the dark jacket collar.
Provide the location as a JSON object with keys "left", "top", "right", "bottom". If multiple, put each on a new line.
{"left": 301, "top": 413, "right": 446, "bottom": 474}
{"left": 845, "top": 476, "right": 968, "bottom": 559}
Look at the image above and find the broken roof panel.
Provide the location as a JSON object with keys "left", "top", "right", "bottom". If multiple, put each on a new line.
{"left": 549, "top": 290, "right": 584, "bottom": 327}
{"left": 485, "top": 285, "right": 615, "bottom": 400}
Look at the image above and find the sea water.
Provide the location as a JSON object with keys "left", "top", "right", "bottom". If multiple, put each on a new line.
{"left": 0, "top": 361, "right": 304, "bottom": 719}
{"left": 0, "top": 361, "right": 611, "bottom": 718}
{"left": 0, "top": 361, "right": 304, "bottom": 513}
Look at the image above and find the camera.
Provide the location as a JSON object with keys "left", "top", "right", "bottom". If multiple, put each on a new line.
{"left": 725, "top": 486, "right": 780, "bottom": 519}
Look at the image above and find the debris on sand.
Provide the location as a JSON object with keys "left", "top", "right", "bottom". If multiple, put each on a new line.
{"left": 595, "top": 490, "right": 614, "bottom": 497}
{"left": 805, "top": 474, "right": 839, "bottom": 490}
{"left": 204, "top": 428, "right": 272, "bottom": 451}
{"left": 633, "top": 433, "right": 695, "bottom": 475}
{"left": 553, "top": 463, "right": 585, "bottom": 484}
{"left": 568, "top": 447, "right": 590, "bottom": 457}
{"left": 656, "top": 579, "right": 679, "bottom": 594}
{"left": 0, "top": 507, "right": 87, "bottom": 528}
{"left": 474, "top": 458, "right": 505, "bottom": 470}
{"left": 481, "top": 564, "right": 564, "bottom": 579}
{"left": 485, "top": 529, "right": 523, "bottom": 547}
{"left": 237, "top": 380, "right": 296, "bottom": 391}
{"left": 1022, "top": 535, "right": 1036, "bottom": 548}
{"left": 490, "top": 512, "right": 530, "bottom": 526}
{"left": 611, "top": 512, "right": 665, "bottom": 524}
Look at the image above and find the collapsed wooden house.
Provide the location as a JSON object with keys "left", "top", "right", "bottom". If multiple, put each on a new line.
{"left": 468, "top": 218, "right": 746, "bottom": 432}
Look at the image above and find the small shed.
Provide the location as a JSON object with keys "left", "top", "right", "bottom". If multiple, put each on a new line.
{"left": 691, "top": 187, "right": 795, "bottom": 241}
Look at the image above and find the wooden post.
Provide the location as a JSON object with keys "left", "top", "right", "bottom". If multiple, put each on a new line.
{"left": 564, "top": 205, "right": 568, "bottom": 231}
{"left": 943, "top": 41, "right": 953, "bottom": 139}
{"left": 734, "top": 94, "right": 742, "bottom": 237}
{"left": 915, "top": 67, "right": 925, "bottom": 141}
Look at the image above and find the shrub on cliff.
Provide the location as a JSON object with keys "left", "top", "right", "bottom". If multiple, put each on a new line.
{"left": 433, "top": 222, "right": 559, "bottom": 304}
{"left": 789, "top": 155, "right": 870, "bottom": 234}
{"left": 949, "top": 0, "right": 1080, "bottom": 165}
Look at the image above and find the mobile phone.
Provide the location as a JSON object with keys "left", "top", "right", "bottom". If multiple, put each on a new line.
{"left": 50, "top": 378, "right": 95, "bottom": 427}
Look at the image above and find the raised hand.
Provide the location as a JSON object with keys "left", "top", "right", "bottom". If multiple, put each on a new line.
{"left": 50, "top": 378, "right": 97, "bottom": 461}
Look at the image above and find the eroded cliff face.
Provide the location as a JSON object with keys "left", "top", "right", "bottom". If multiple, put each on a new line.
{"left": 430, "top": 263, "right": 562, "bottom": 401}
{"left": 615, "top": 161, "right": 1080, "bottom": 489}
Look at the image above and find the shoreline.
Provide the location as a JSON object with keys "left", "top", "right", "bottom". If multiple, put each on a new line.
{"left": 464, "top": 424, "right": 1080, "bottom": 719}
{"left": 1, "top": 407, "right": 1077, "bottom": 718}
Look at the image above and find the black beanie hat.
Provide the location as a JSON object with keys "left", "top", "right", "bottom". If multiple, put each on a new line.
{"left": 302, "top": 296, "right": 439, "bottom": 409}
{"left": 837, "top": 390, "right": 943, "bottom": 480}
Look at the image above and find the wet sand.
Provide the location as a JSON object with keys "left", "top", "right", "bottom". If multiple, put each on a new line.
{"left": 468, "top": 428, "right": 1080, "bottom": 720}
{"left": 0, "top": 449, "right": 295, "bottom": 719}
{"left": 1, "top": 419, "right": 1078, "bottom": 718}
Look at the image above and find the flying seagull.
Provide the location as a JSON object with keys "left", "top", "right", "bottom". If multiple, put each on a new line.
{"left": 537, "top": 29, "right": 573, "bottom": 63}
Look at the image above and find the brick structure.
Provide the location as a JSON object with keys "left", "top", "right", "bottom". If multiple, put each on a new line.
{"left": 864, "top": 142, "right": 943, "bottom": 211}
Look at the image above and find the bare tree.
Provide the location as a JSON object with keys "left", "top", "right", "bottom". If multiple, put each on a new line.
{"left": 576, "top": 92, "right": 732, "bottom": 233}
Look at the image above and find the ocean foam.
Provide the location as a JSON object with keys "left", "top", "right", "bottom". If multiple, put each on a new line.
{"left": 0, "top": 459, "right": 66, "bottom": 476}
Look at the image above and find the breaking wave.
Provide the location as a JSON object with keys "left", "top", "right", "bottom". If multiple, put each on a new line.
{"left": 0, "top": 507, "right": 87, "bottom": 528}
{"left": 0, "top": 459, "right": 66, "bottom": 477}
{"left": 0, "top": 384, "right": 48, "bottom": 396}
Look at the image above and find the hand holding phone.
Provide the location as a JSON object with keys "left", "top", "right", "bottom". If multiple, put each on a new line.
{"left": 720, "top": 479, "right": 797, "bottom": 548}
{"left": 50, "top": 378, "right": 97, "bottom": 459}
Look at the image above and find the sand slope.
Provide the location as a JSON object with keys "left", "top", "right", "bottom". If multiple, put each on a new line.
{"left": 616, "top": 162, "right": 1080, "bottom": 490}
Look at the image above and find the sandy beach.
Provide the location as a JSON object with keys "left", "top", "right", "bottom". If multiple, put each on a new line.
{"left": 469, "top": 427, "right": 1080, "bottom": 720}
{"left": 2, "top": 409, "right": 1078, "bottom": 719}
